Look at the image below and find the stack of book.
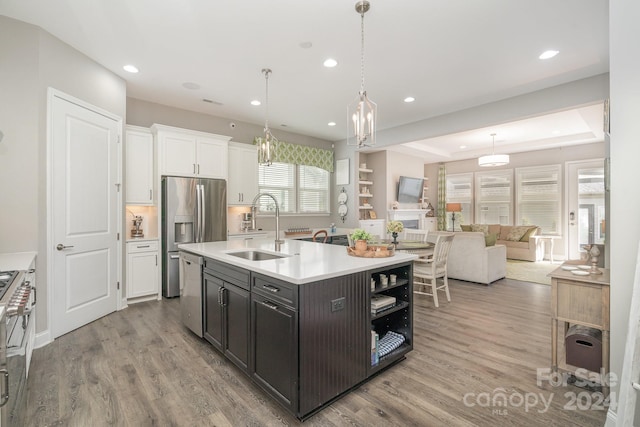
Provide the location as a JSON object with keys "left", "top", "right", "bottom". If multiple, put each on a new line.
{"left": 370, "top": 295, "right": 396, "bottom": 315}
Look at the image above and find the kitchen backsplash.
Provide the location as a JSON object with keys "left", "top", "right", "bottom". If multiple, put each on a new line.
{"left": 126, "top": 205, "right": 158, "bottom": 239}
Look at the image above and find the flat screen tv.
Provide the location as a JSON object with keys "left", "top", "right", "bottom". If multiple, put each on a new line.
{"left": 397, "top": 176, "right": 424, "bottom": 203}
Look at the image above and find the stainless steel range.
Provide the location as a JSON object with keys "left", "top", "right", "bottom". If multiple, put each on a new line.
{"left": 0, "top": 269, "right": 35, "bottom": 426}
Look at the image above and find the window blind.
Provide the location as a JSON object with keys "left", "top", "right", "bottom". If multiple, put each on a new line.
{"left": 258, "top": 162, "right": 330, "bottom": 214}
{"left": 516, "top": 165, "right": 561, "bottom": 233}
{"left": 475, "top": 170, "right": 512, "bottom": 225}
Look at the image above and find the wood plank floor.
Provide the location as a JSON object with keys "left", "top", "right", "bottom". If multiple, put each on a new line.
{"left": 26, "top": 278, "right": 608, "bottom": 426}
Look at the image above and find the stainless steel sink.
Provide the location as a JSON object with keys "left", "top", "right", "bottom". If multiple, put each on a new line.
{"left": 226, "top": 250, "right": 288, "bottom": 261}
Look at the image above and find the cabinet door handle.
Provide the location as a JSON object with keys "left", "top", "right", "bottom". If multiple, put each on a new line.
{"left": 261, "top": 301, "right": 278, "bottom": 311}
{"left": 137, "top": 245, "right": 150, "bottom": 248}
{"left": 220, "top": 288, "right": 227, "bottom": 307}
{"left": 262, "top": 284, "right": 280, "bottom": 293}
{"left": 197, "top": 164, "right": 200, "bottom": 174}
{"left": 149, "top": 189, "right": 152, "bottom": 200}
{"left": 170, "top": 254, "right": 180, "bottom": 259}
{"left": 193, "top": 164, "right": 196, "bottom": 174}
{"left": 155, "top": 255, "right": 157, "bottom": 266}
{"left": 217, "top": 287, "right": 221, "bottom": 305}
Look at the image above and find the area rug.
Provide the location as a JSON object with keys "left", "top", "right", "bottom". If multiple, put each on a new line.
{"left": 506, "top": 260, "right": 559, "bottom": 285}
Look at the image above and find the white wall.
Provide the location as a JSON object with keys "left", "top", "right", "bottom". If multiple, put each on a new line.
{"left": 608, "top": 0, "right": 640, "bottom": 423}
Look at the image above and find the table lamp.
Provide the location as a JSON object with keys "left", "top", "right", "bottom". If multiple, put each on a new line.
{"left": 446, "top": 203, "right": 462, "bottom": 231}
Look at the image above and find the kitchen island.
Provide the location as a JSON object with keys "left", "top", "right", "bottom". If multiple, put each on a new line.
{"left": 179, "top": 238, "right": 417, "bottom": 420}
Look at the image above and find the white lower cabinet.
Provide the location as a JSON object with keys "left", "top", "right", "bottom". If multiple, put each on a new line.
{"left": 127, "top": 240, "right": 160, "bottom": 300}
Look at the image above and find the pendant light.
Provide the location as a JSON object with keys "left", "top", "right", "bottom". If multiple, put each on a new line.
{"left": 478, "top": 133, "right": 509, "bottom": 167}
{"left": 258, "top": 68, "right": 278, "bottom": 166}
{"left": 347, "top": 0, "right": 377, "bottom": 148}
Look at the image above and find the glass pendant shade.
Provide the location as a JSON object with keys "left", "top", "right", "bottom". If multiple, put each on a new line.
{"left": 347, "top": 0, "right": 376, "bottom": 148}
{"left": 258, "top": 132, "right": 276, "bottom": 166}
{"left": 258, "top": 68, "right": 277, "bottom": 166}
{"left": 348, "top": 90, "right": 377, "bottom": 147}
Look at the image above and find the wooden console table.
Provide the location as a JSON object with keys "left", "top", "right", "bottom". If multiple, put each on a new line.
{"left": 549, "top": 262, "right": 610, "bottom": 386}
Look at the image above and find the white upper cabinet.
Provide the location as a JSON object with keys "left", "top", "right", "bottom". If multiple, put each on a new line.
{"left": 152, "top": 124, "right": 230, "bottom": 179}
{"left": 125, "top": 125, "right": 155, "bottom": 205}
{"left": 228, "top": 142, "right": 258, "bottom": 205}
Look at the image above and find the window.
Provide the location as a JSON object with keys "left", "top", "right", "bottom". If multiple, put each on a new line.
{"left": 516, "top": 165, "right": 561, "bottom": 234}
{"left": 258, "top": 163, "right": 329, "bottom": 214}
{"left": 475, "top": 170, "right": 512, "bottom": 225}
{"left": 445, "top": 173, "right": 473, "bottom": 229}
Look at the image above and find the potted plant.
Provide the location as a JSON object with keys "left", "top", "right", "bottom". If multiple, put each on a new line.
{"left": 386, "top": 220, "right": 404, "bottom": 244}
{"left": 350, "top": 229, "right": 372, "bottom": 251}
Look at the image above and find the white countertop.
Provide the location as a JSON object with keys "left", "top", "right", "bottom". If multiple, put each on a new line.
{"left": 0, "top": 251, "right": 37, "bottom": 271}
{"left": 179, "top": 238, "right": 416, "bottom": 285}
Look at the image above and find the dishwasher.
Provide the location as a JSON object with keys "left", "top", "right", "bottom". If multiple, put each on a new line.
{"left": 179, "top": 251, "right": 204, "bottom": 337}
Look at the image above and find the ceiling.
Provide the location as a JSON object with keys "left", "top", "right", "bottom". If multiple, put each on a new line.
{"left": 1, "top": 0, "right": 609, "bottom": 160}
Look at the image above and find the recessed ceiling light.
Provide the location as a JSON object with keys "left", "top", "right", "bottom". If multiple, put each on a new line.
{"left": 182, "top": 82, "right": 200, "bottom": 90}
{"left": 459, "top": 145, "right": 467, "bottom": 149}
{"left": 552, "top": 130, "right": 561, "bottom": 135}
{"left": 123, "top": 64, "right": 139, "bottom": 73}
{"left": 323, "top": 58, "right": 338, "bottom": 68}
{"left": 251, "top": 100, "right": 261, "bottom": 106}
{"left": 299, "top": 41, "right": 313, "bottom": 49}
{"left": 328, "top": 122, "right": 336, "bottom": 126}
{"left": 539, "top": 50, "right": 559, "bottom": 60}
{"left": 404, "top": 97, "right": 415, "bottom": 103}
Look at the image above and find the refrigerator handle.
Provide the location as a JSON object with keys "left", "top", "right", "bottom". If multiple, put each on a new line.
{"left": 195, "top": 184, "right": 201, "bottom": 243}
{"left": 201, "top": 184, "right": 206, "bottom": 240}
{"left": 198, "top": 184, "right": 205, "bottom": 242}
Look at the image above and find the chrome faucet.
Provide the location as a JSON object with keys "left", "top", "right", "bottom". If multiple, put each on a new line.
{"left": 251, "top": 193, "right": 284, "bottom": 251}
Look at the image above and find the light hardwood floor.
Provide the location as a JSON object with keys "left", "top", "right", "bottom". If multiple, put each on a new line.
{"left": 26, "top": 278, "right": 608, "bottom": 426}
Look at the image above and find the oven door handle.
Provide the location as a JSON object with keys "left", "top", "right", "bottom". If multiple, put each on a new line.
{"left": 26, "top": 281, "right": 36, "bottom": 307}
{"left": 0, "top": 369, "right": 8, "bottom": 407}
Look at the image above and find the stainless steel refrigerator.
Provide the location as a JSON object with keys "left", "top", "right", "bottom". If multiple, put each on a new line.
{"left": 162, "top": 176, "right": 227, "bottom": 297}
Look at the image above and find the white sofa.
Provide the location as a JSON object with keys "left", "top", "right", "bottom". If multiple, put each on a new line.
{"left": 428, "top": 231, "right": 506, "bottom": 285}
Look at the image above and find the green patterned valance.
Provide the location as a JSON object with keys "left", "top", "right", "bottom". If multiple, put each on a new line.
{"left": 253, "top": 137, "right": 334, "bottom": 172}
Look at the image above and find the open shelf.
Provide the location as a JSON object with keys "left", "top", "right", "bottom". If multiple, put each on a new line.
{"left": 371, "top": 301, "right": 409, "bottom": 320}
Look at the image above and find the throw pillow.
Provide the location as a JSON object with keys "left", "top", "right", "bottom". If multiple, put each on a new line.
{"left": 470, "top": 224, "right": 489, "bottom": 234}
{"left": 505, "top": 225, "right": 533, "bottom": 241}
{"left": 519, "top": 227, "right": 538, "bottom": 242}
{"left": 460, "top": 224, "right": 472, "bottom": 231}
{"left": 484, "top": 233, "right": 497, "bottom": 246}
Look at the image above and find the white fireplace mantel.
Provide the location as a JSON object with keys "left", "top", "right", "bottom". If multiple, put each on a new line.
{"left": 388, "top": 209, "right": 436, "bottom": 231}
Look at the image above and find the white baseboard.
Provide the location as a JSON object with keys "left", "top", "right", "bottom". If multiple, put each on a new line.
{"left": 34, "top": 329, "right": 52, "bottom": 349}
{"left": 605, "top": 407, "right": 617, "bottom": 426}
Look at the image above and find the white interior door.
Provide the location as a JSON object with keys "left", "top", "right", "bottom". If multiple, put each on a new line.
{"left": 566, "top": 159, "right": 605, "bottom": 260}
{"left": 50, "top": 91, "right": 121, "bottom": 338}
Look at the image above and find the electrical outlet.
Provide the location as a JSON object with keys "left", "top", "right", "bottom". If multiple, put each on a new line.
{"left": 331, "top": 297, "right": 346, "bottom": 312}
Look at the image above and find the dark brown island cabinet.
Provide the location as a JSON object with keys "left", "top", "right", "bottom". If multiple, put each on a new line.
{"left": 199, "top": 256, "right": 413, "bottom": 420}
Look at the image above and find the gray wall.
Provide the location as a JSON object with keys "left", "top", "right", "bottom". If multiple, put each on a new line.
{"left": 127, "top": 97, "right": 332, "bottom": 149}
{"left": 127, "top": 97, "right": 338, "bottom": 232}
{"left": 0, "top": 15, "right": 127, "bottom": 336}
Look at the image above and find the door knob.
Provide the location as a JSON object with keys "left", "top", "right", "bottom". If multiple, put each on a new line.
{"left": 56, "top": 244, "right": 74, "bottom": 251}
